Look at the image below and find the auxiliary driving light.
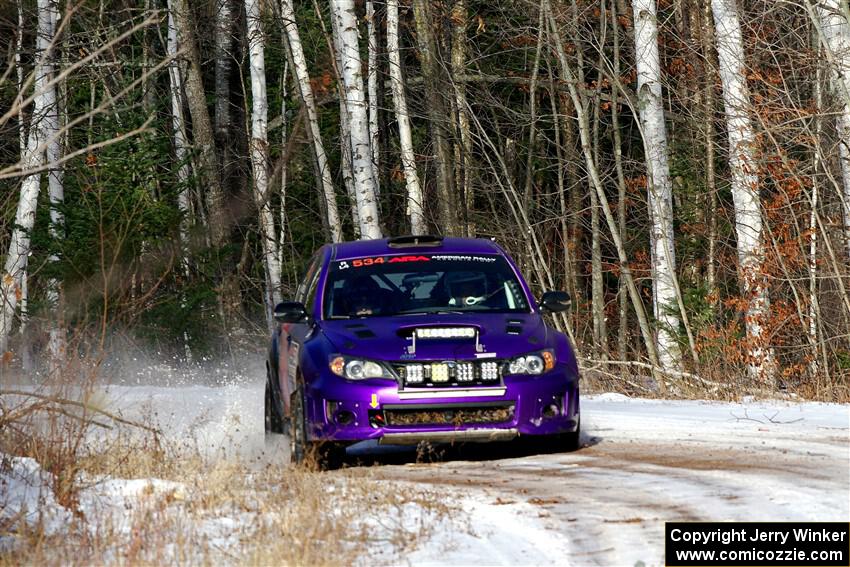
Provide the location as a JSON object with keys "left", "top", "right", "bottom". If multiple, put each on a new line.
{"left": 481, "top": 361, "right": 499, "bottom": 381}
{"left": 405, "top": 364, "right": 424, "bottom": 383}
{"left": 456, "top": 362, "right": 475, "bottom": 382}
{"left": 431, "top": 363, "right": 449, "bottom": 382}
{"left": 415, "top": 327, "right": 476, "bottom": 339}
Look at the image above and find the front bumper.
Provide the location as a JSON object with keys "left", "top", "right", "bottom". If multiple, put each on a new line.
{"left": 302, "top": 367, "right": 579, "bottom": 443}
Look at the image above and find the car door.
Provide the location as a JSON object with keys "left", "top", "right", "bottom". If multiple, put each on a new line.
{"left": 278, "top": 250, "right": 324, "bottom": 412}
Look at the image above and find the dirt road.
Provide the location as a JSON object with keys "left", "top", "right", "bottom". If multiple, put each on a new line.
{"left": 104, "top": 382, "right": 849, "bottom": 566}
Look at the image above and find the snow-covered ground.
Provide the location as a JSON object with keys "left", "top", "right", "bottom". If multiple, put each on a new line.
{"left": 2, "top": 378, "right": 848, "bottom": 566}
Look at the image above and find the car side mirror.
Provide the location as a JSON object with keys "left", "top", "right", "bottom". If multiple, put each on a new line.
{"left": 539, "top": 291, "right": 571, "bottom": 313}
{"left": 274, "top": 301, "right": 308, "bottom": 324}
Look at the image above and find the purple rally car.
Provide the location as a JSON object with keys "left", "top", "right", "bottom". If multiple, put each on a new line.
{"left": 265, "top": 235, "right": 580, "bottom": 466}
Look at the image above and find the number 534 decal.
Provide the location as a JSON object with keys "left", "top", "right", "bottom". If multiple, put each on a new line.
{"left": 347, "top": 255, "right": 431, "bottom": 268}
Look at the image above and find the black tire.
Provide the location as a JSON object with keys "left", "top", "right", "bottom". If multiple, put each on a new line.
{"left": 289, "top": 388, "right": 345, "bottom": 470}
{"left": 559, "top": 416, "right": 581, "bottom": 452}
{"left": 290, "top": 388, "right": 308, "bottom": 464}
{"left": 265, "top": 369, "right": 284, "bottom": 434}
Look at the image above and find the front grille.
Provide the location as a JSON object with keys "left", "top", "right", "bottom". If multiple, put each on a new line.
{"left": 394, "top": 360, "right": 502, "bottom": 388}
{"left": 384, "top": 403, "right": 514, "bottom": 426}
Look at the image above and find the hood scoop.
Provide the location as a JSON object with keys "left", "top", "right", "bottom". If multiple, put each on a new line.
{"left": 506, "top": 319, "right": 523, "bottom": 335}
{"left": 345, "top": 323, "right": 376, "bottom": 339}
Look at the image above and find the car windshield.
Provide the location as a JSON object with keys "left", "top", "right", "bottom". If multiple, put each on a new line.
{"left": 323, "top": 253, "right": 530, "bottom": 319}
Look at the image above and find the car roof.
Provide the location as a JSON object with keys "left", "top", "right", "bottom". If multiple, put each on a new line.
{"left": 330, "top": 236, "right": 505, "bottom": 262}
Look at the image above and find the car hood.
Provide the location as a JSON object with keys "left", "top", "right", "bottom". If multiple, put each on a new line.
{"left": 318, "top": 312, "right": 551, "bottom": 361}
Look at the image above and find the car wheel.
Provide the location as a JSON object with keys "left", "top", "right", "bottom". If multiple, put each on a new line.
{"left": 265, "top": 372, "right": 284, "bottom": 434}
{"left": 290, "top": 388, "right": 308, "bottom": 465}
{"left": 289, "top": 388, "right": 345, "bottom": 470}
{"left": 559, "top": 416, "right": 581, "bottom": 452}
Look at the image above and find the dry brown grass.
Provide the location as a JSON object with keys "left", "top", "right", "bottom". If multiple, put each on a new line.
{"left": 1, "top": 355, "right": 457, "bottom": 566}
{"left": 2, "top": 426, "right": 455, "bottom": 566}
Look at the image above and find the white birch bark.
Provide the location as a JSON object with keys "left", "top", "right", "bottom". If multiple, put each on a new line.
{"left": 814, "top": 0, "right": 850, "bottom": 260}
{"left": 279, "top": 60, "right": 289, "bottom": 270}
{"left": 246, "top": 0, "right": 282, "bottom": 329}
{"left": 711, "top": 0, "right": 773, "bottom": 382}
{"left": 280, "top": 0, "right": 342, "bottom": 242}
{"left": 632, "top": 0, "right": 683, "bottom": 373}
{"left": 387, "top": 0, "right": 426, "bottom": 234}
{"left": 44, "top": 0, "right": 65, "bottom": 370}
{"left": 167, "top": 2, "right": 194, "bottom": 361}
{"left": 366, "top": 0, "right": 380, "bottom": 197}
{"left": 330, "top": 0, "right": 382, "bottom": 239}
{"left": 15, "top": 0, "right": 30, "bottom": 368}
{"left": 16, "top": 0, "right": 26, "bottom": 155}
{"left": 329, "top": 11, "right": 360, "bottom": 236}
{"left": 1, "top": 0, "right": 56, "bottom": 353}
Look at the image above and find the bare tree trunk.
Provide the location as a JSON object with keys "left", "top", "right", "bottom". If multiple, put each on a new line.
{"left": 366, "top": 0, "right": 381, "bottom": 199}
{"left": 633, "top": 0, "right": 683, "bottom": 373}
{"left": 810, "top": 52, "right": 824, "bottom": 379}
{"left": 173, "top": 0, "right": 228, "bottom": 248}
{"left": 168, "top": 3, "right": 194, "bottom": 361}
{"left": 329, "top": 0, "right": 382, "bottom": 239}
{"left": 711, "top": 0, "right": 774, "bottom": 382}
{"left": 280, "top": 0, "right": 342, "bottom": 242}
{"left": 246, "top": 0, "right": 282, "bottom": 331}
{"left": 701, "top": 0, "right": 719, "bottom": 314}
{"left": 452, "top": 0, "right": 473, "bottom": 235}
{"left": 15, "top": 0, "right": 31, "bottom": 370}
{"left": 387, "top": 0, "right": 426, "bottom": 235}
{"left": 612, "top": 0, "right": 630, "bottom": 362}
{"left": 326, "top": 6, "right": 360, "bottom": 236}
{"left": 590, "top": 4, "right": 607, "bottom": 359}
{"left": 814, "top": 0, "right": 850, "bottom": 260}
{"left": 214, "top": 0, "right": 233, "bottom": 144}
{"left": 44, "top": 0, "right": 65, "bottom": 373}
{"left": 1, "top": 0, "right": 56, "bottom": 354}
{"left": 279, "top": 60, "right": 289, "bottom": 270}
{"left": 412, "top": 0, "right": 458, "bottom": 235}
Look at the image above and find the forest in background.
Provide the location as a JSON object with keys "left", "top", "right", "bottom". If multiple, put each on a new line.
{"left": 2, "top": 0, "right": 850, "bottom": 399}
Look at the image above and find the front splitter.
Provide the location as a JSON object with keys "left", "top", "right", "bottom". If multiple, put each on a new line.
{"left": 378, "top": 428, "right": 518, "bottom": 445}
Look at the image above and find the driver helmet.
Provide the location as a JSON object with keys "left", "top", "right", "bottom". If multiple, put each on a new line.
{"left": 445, "top": 271, "right": 488, "bottom": 306}
{"left": 343, "top": 276, "right": 381, "bottom": 315}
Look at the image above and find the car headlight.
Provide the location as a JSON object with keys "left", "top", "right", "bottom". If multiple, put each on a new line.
{"left": 506, "top": 350, "right": 556, "bottom": 375}
{"left": 329, "top": 355, "right": 394, "bottom": 380}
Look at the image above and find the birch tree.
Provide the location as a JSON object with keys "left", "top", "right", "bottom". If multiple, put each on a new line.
{"left": 711, "top": 0, "right": 773, "bottom": 381}
{"left": 632, "top": 0, "right": 683, "bottom": 373}
{"left": 813, "top": 0, "right": 850, "bottom": 260}
{"left": 329, "top": 0, "right": 382, "bottom": 239}
{"left": 280, "top": 0, "right": 342, "bottom": 242}
{"left": 44, "top": 0, "right": 64, "bottom": 368}
{"left": 246, "top": 0, "right": 282, "bottom": 327}
{"left": 328, "top": 9, "right": 361, "bottom": 236}
{"left": 387, "top": 0, "right": 426, "bottom": 234}
{"left": 366, "top": 0, "right": 381, "bottom": 197}
{"left": 1, "top": 0, "right": 57, "bottom": 353}
{"left": 167, "top": 0, "right": 194, "bottom": 360}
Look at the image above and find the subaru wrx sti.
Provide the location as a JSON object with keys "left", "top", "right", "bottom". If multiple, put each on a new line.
{"left": 265, "top": 235, "right": 580, "bottom": 466}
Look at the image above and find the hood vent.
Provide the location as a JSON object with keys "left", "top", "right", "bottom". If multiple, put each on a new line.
{"left": 506, "top": 319, "right": 523, "bottom": 335}
{"left": 345, "top": 322, "right": 376, "bottom": 339}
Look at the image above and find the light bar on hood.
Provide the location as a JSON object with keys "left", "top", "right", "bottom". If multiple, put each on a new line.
{"left": 415, "top": 327, "right": 476, "bottom": 339}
